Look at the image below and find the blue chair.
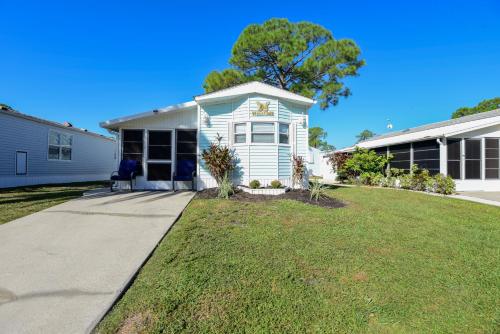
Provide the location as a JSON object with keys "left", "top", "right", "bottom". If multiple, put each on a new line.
{"left": 110, "top": 159, "right": 138, "bottom": 192}
{"left": 173, "top": 159, "right": 196, "bottom": 191}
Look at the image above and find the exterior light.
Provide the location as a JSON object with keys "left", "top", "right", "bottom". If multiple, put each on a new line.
{"left": 202, "top": 112, "right": 210, "bottom": 126}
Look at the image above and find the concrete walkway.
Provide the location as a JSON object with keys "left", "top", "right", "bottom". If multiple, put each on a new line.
{"left": 453, "top": 191, "right": 500, "bottom": 207}
{"left": 0, "top": 190, "right": 194, "bottom": 334}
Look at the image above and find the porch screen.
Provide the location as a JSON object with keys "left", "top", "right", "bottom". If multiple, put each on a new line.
{"left": 413, "top": 140, "right": 440, "bottom": 175}
{"left": 122, "top": 129, "right": 143, "bottom": 175}
{"left": 447, "top": 139, "right": 461, "bottom": 179}
{"left": 176, "top": 130, "right": 197, "bottom": 175}
{"left": 465, "top": 139, "right": 481, "bottom": 179}
{"left": 485, "top": 138, "right": 499, "bottom": 179}
{"left": 147, "top": 130, "right": 172, "bottom": 181}
{"left": 388, "top": 144, "right": 411, "bottom": 171}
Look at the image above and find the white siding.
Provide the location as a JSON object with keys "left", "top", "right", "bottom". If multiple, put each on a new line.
{"left": 0, "top": 112, "right": 116, "bottom": 188}
{"left": 198, "top": 95, "right": 309, "bottom": 189}
{"left": 116, "top": 108, "right": 197, "bottom": 190}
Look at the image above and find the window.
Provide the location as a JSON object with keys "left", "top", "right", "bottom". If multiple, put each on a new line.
{"left": 413, "top": 140, "right": 440, "bottom": 175}
{"left": 176, "top": 130, "right": 197, "bottom": 176}
{"left": 122, "top": 129, "right": 143, "bottom": 175}
{"left": 251, "top": 122, "right": 275, "bottom": 143}
{"left": 48, "top": 130, "right": 72, "bottom": 161}
{"left": 447, "top": 139, "right": 461, "bottom": 179}
{"left": 465, "top": 139, "right": 481, "bottom": 179}
{"left": 388, "top": 144, "right": 411, "bottom": 171}
{"left": 485, "top": 138, "right": 499, "bottom": 179}
{"left": 234, "top": 123, "right": 246, "bottom": 144}
{"left": 279, "top": 123, "right": 289, "bottom": 144}
{"left": 148, "top": 131, "right": 171, "bottom": 160}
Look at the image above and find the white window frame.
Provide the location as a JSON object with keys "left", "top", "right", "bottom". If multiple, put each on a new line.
{"left": 251, "top": 122, "right": 276, "bottom": 144}
{"left": 48, "top": 130, "right": 73, "bottom": 161}
{"left": 278, "top": 123, "right": 290, "bottom": 145}
{"left": 233, "top": 123, "right": 247, "bottom": 145}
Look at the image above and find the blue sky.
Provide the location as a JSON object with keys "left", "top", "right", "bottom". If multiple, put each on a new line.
{"left": 1, "top": 1, "right": 499, "bottom": 148}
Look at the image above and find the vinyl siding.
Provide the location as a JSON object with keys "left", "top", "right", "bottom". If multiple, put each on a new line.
{"left": 0, "top": 112, "right": 116, "bottom": 188}
{"left": 198, "top": 95, "right": 309, "bottom": 189}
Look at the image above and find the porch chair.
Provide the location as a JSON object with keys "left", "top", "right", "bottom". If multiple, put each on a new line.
{"left": 173, "top": 159, "right": 196, "bottom": 191}
{"left": 110, "top": 159, "right": 138, "bottom": 192}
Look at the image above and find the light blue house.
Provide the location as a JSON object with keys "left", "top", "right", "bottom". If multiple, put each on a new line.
{"left": 100, "top": 82, "right": 314, "bottom": 190}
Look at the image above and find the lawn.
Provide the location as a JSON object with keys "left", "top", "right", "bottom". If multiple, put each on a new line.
{"left": 0, "top": 182, "right": 105, "bottom": 225}
{"left": 97, "top": 187, "right": 500, "bottom": 334}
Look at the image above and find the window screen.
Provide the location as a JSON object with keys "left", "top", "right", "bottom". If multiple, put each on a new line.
{"left": 389, "top": 144, "right": 411, "bottom": 170}
{"left": 413, "top": 140, "right": 440, "bottom": 175}
{"left": 447, "top": 139, "right": 461, "bottom": 179}
{"left": 148, "top": 131, "right": 171, "bottom": 160}
{"left": 176, "top": 129, "right": 197, "bottom": 175}
{"left": 251, "top": 122, "right": 275, "bottom": 143}
{"left": 122, "top": 130, "right": 143, "bottom": 175}
{"left": 485, "top": 138, "right": 499, "bottom": 179}
{"left": 465, "top": 139, "right": 481, "bottom": 179}
{"left": 373, "top": 147, "right": 387, "bottom": 156}
{"left": 147, "top": 163, "right": 172, "bottom": 181}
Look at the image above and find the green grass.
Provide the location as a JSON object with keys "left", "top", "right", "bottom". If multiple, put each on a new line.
{"left": 0, "top": 182, "right": 105, "bottom": 225}
{"left": 97, "top": 187, "right": 500, "bottom": 334}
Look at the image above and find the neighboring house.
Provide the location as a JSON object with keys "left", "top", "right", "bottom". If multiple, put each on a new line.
{"left": 0, "top": 106, "right": 116, "bottom": 188}
{"left": 308, "top": 147, "right": 336, "bottom": 181}
{"left": 100, "top": 81, "right": 313, "bottom": 190}
{"left": 339, "top": 109, "right": 500, "bottom": 191}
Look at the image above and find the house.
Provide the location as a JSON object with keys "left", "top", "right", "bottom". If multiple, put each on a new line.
{"left": 339, "top": 109, "right": 500, "bottom": 191}
{"left": 308, "top": 147, "right": 336, "bottom": 181}
{"left": 100, "top": 81, "right": 314, "bottom": 190}
{"left": 0, "top": 106, "right": 116, "bottom": 188}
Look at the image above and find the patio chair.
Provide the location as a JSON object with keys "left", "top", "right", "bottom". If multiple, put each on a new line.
{"left": 173, "top": 159, "right": 196, "bottom": 191}
{"left": 110, "top": 159, "right": 138, "bottom": 192}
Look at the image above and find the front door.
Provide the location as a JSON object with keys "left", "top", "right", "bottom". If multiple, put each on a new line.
{"left": 146, "top": 130, "right": 172, "bottom": 182}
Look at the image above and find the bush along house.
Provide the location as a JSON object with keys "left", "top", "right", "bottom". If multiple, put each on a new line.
{"left": 339, "top": 108, "right": 500, "bottom": 192}
{"left": 100, "top": 82, "right": 313, "bottom": 190}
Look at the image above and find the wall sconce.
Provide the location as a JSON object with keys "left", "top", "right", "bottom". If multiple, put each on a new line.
{"left": 301, "top": 112, "right": 307, "bottom": 128}
{"left": 202, "top": 112, "right": 210, "bottom": 126}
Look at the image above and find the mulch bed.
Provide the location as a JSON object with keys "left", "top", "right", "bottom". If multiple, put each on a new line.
{"left": 196, "top": 188, "right": 345, "bottom": 209}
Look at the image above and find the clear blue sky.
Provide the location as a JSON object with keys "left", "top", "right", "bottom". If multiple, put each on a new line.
{"left": 1, "top": 1, "right": 499, "bottom": 148}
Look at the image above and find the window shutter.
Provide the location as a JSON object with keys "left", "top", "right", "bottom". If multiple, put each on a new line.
{"left": 227, "top": 121, "right": 234, "bottom": 147}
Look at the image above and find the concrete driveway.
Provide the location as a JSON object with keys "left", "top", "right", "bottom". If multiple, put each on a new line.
{"left": 0, "top": 190, "right": 194, "bottom": 334}
{"left": 454, "top": 191, "right": 500, "bottom": 207}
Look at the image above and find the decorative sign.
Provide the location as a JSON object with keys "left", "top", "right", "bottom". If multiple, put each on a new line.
{"left": 252, "top": 101, "right": 274, "bottom": 116}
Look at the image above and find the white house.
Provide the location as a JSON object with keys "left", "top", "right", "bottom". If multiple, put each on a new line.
{"left": 100, "top": 81, "right": 314, "bottom": 190}
{"left": 308, "top": 147, "right": 336, "bottom": 181}
{"left": 0, "top": 106, "right": 116, "bottom": 188}
{"left": 339, "top": 109, "right": 500, "bottom": 191}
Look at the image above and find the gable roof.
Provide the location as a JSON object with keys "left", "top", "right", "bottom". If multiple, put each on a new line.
{"left": 0, "top": 106, "right": 115, "bottom": 141}
{"left": 339, "top": 108, "right": 500, "bottom": 152}
{"left": 195, "top": 81, "right": 316, "bottom": 106}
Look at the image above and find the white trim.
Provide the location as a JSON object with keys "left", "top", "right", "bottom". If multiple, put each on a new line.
{"left": 195, "top": 81, "right": 315, "bottom": 106}
{"left": 100, "top": 101, "right": 198, "bottom": 129}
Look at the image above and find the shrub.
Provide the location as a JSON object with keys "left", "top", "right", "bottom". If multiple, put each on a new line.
{"left": 381, "top": 176, "right": 396, "bottom": 188}
{"left": 434, "top": 174, "right": 456, "bottom": 195}
{"left": 388, "top": 168, "right": 405, "bottom": 177}
{"left": 218, "top": 173, "right": 234, "bottom": 199}
{"left": 358, "top": 172, "right": 384, "bottom": 186}
{"left": 328, "top": 152, "right": 351, "bottom": 181}
{"left": 411, "top": 166, "right": 431, "bottom": 192}
{"left": 340, "top": 147, "right": 391, "bottom": 179}
{"left": 249, "top": 179, "right": 261, "bottom": 189}
{"left": 309, "top": 180, "right": 327, "bottom": 201}
{"left": 399, "top": 174, "right": 413, "bottom": 189}
{"left": 292, "top": 154, "right": 306, "bottom": 188}
{"left": 201, "top": 134, "right": 235, "bottom": 185}
{"left": 270, "top": 180, "right": 282, "bottom": 189}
